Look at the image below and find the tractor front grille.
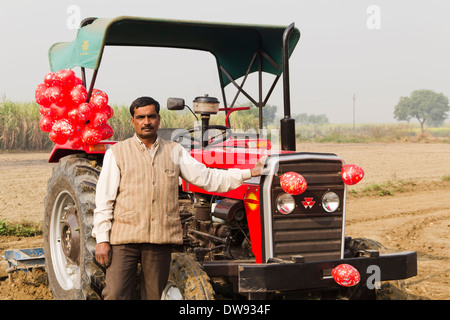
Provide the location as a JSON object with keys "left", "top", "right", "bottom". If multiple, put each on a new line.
{"left": 261, "top": 153, "right": 345, "bottom": 263}
{"left": 272, "top": 215, "right": 343, "bottom": 262}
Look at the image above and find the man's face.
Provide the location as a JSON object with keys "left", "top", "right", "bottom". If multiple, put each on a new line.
{"left": 131, "top": 104, "right": 160, "bottom": 141}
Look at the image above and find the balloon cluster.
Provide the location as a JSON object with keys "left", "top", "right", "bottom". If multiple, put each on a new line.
{"left": 35, "top": 69, "right": 114, "bottom": 148}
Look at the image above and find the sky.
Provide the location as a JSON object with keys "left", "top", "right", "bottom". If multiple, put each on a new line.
{"left": 1, "top": 0, "right": 449, "bottom": 123}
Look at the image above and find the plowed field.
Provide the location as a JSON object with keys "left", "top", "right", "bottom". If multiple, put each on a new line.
{"left": 0, "top": 142, "right": 449, "bottom": 299}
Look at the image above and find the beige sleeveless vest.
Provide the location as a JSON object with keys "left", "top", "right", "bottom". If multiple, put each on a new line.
{"left": 109, "top": 136, "right": 182, "bottom": 245}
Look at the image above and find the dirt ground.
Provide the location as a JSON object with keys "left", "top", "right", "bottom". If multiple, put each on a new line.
{"left": 0, "top": 142, "right": 449, "bottom": 300}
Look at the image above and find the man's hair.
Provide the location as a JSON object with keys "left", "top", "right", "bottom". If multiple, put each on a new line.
{"left": 129, "top": 96, "right": 160, "bottom": 117}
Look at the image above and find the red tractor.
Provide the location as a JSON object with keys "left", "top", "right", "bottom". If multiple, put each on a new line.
{"left": 43, "top": 16, "right": 417, "bottom": 300}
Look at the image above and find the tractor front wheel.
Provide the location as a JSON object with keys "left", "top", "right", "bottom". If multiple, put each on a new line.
{"left": 161, "top": 253, "right": 215, "bottom": 300}
{"left": 349, "top": 237, "right": 408, "bottom": 300}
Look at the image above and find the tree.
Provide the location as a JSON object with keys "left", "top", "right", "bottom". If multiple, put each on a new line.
{"left": 294, "top": 113, "right": 329, "bottom": 126}
{"left": 262, "top": 104, "right": 278, "bottom": 126}
{"left": 394, "top": 89, "right": 449, "bottom": 133}
{"left": 294, "top": 113, "right": 309, "bottom": 125}
{"left": 234, "top": 103, "right": 278, "bottom": 127}
{"left": 308, "top": 114, "right": 329, "bottom": 126}
{"left": 294, "top": 113, "right": 329, "bottom": 138}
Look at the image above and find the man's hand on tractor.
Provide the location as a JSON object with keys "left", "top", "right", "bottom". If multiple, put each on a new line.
{"left": 251, "top": 155, "right": 268, "bottom": 177}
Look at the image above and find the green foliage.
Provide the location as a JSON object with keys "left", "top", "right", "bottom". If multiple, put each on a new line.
{"left": 224, "top": 103, "right": 278, "bottom": 129}
{"left": 294, "top": 113, "right": 329, "bottom": 126}
{"left": 108, "top": 105, "right": 134, "bottom": 140}
{"left": 348, "top": 179, "right": 415, "bottom": 197}
{"left": 1, "top": 101, "right": 449, "bottom": 151}
{"left": 349, "top": 176, "right": 450, "bottom": 198}
{"left": 294, "top": 123, "right": 424, "bottom": 143}
{"left": 0, "top": 100, "right": 53, "bottom": 151}
{"left": 425, "top": 125, "right": 450, "bottom": 137}
{"left": 0, "top": 220, "right": 42, "bottom": 237}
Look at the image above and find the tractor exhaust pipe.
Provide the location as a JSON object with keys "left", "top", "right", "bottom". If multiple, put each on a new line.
{"left": 280, "top": 23, "right": 296, "bottom": 152}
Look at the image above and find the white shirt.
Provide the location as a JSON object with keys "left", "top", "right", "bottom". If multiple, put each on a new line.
{"left": 92, "top": 135, "right": 252, "bottom": 243}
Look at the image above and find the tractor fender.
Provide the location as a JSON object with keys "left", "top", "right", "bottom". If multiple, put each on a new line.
{"left": 48, "top": 141, "right": 116, "bottom": 163}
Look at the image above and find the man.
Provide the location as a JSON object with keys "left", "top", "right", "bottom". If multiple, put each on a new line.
{"left": 92, "top": 96, "right": 265, "bottom": 300}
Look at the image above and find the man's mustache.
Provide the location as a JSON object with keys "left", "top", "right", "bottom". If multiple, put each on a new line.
{"left": 141, "top": 125, "right": 154, "bottom": 130}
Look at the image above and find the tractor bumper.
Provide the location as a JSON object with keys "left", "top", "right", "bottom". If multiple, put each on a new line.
{"left": 203, "top": 251, "right": 417, "bottom": 293}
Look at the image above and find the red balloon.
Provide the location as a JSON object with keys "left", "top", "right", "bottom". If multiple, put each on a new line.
{"left": 98, "top": 123, "right": 114, "bottom": 140}
{"left": 67, "top": 107, "right": 79, "bottom": 123}
{"left": 280, "top": 172, "right": 307, "bottom": 195}
{"left": 82, "top": 125, "right": 103, "bottom": 145}
{"left": 73, "top": 121, "right": 86, "bottom": 134}
{"left": 332, "top": 264, "right": 361, "bottom": 287}
{"left": 90, "top": 111, "right": 108, "bottom": 128}
{"left": 49, "top": 103, "right": 68, "bottom": 119}
{"left": 69, "top": 132, "right": 84, "bottom": 149}
{"left": 70, "top": 84, "right": 88, "bottom": 105}
{"left": 44, "top": 72, "right": 61, "bottom": 87}
{"left": 52, "top": 119, "right": 74, "bottom": 137}
{"left": 90, "top": 90, "right": 108, "bottom": 110}
{"left": 35, "top": 83, "right": 50, "bottom": 106}
{"left": 39, "top": 105, "right": 51, "bottom": 117}
{"left": 56, "top": 69, "right": 76, "bottom": 88}
{"left": 49, "top": 130, "right": 69, "bottom": 145}
{"left": 341, "top": 164, "right": 364, "bottom": 185}
{"left": 45, "top": 86, "right": 65, "bottom": 104}
{"left": 39, "top": 115, "right": 55, "bottom": 132}
{"left": 73, "top": 76, "right": 83, "bottom": 86}
{"left": 77, "top": 102, "right": 93, "bottom": 122}
{"left": 102, "top": 105, "right": 114, "bottom": 119}
{"left": 62, "top": 94, "right": 78, "bottom": 110}
{"left": 92, "top": 89, "right": 108, "bottom": 99}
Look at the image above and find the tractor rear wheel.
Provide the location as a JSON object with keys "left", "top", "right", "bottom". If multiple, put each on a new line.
{"left": 43, "top": 154, "right": 104, "bottom": 299}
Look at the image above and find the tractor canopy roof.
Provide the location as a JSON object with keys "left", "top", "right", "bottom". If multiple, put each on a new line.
{"left": 48, "top": 16, "right": 300, "bottom": 89}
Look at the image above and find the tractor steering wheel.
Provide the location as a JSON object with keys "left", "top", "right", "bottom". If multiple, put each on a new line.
{"left": 171, "top": 125, "right": 231, "bottom": 149}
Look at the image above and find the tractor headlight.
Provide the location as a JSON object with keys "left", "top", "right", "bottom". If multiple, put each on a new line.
{"left": 276, "top": 193, "right": 295, "bottom": 215}
{"left": 322, "top": 192, "right": 340, "bottom": 213}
